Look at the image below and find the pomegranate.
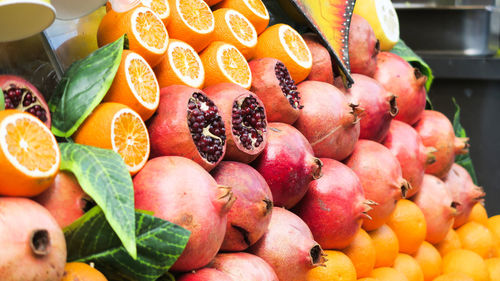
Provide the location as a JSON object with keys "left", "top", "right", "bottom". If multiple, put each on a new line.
{"left": 303, "top": 33, "right": 334, "bottom": 84}
{"left": 444, "top": 164, "right": 485, "bottom": 228}
{"left": 248, "top": 207, "right": 326, "bottom": 281}
{"left": 177, "top": 268, "right": 233, "bottom": 281}
{"left": 345, "top": 140, "right": 409, "bottom": 231}
{"left": 248, "top": 58, "right": 302, "bottom": 124}
{"left": 252, "top": 122, "right": 323, "bottom": 209}
{"left": 0, "top": 75, "right": 50, "bottom": 127}
{"left": 34, "top": 171, "right": 95, "bottom": 228}
{"left": 414, "top": 110, "right": 469, "bottom": 179}
{"left": 373, "top": 52, "right": 427, "bottom": 125}
{"left": 348, "top": 14, "right": 379, "bottom": 77}
{"left": 295, "top": 80, "right": 362, "bottom": 161}
{"left": 293, "top": 158, "right": 371, "bottom": 250}
{"left": 337, "top": 73, "right": 398, "bottom": 142}
{"left": 133, "top": 156, "right": 235, "bottom": 271}
{"left": 412, "top": 174, "right": 457, "bottom": 244}
{"left": 211, "top": 161, "right": 273, "bottom": 251}
{"left": 210, "top": 252, "right": 279, "bottom": 281}
{"left": 204, "top": 83, "right": 267, "bottom": 163}
{"left": 147, "top": 85, "right": 227, "bottom": 171}
{"left": 383, "top": 120, "right": 436, "bottom": 198}
{"left": 0, "top": 197, "right": 66, "bottom": 280}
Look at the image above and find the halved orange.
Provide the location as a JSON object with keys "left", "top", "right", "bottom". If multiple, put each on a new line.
{"left": 200, "top": 41, "right": 252, "bottom": 89}
{"left": 73, "top": 103, "right": 150, "bottom": 175}
{"left": 0, "top": 110, "right": 60, "bottom": 197}
{"left": 97, "top": 6, "right": 169, "bottom": 67}
{"left": 104, "top": 50, "right": 160, "bottom": 121}
{"left": 153, "top": 39, "right": 205, "bottom": 89}
{"left": 166, "top": 0, "right": 215, "bottom": 52}
{"left": 253, "top": 24, "right": 312, "bottom": 83}
{"left": 212, "top": 8, "right": 258, "bottom": 59}
{"left": 106, "top": 0, "right": 170, "bottom": 26}
{"left": 215, "top": 0, "right": 269, "bottom": 34}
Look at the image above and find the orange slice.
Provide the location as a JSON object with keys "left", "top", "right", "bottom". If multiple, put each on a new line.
{"left": 73, "top": 103, "right": 150, "bottom": 175}
{"left": 142, "top": 0, "right": 170, "bottom": 25}
{"left": 166, "top": 0, "right": 215, "bottom": 52}
{"left": 215, "top": 0, "right": 269, "bottom": 34}
{"left": 200, "top": 41, "right": 252, "bottom": 89}
{"left": 212, "top": 8, "right": 258, "bottom": 59}
{"left": 254, "top": 24, "right": 312, "bottom": 83}
{"left": 104, "top": 50, "right": 160, "bottom": 121}
{"left": 154, "top": 39, "right": 205, "bottom": 89}
{"left": 97, "top": 6, "right": 169, "bottom": 67}
{"left": 0, "top": 110, "right": 60, "bottom": 197}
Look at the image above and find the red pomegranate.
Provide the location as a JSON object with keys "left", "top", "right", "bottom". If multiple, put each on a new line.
{"left": 345, "top": 140, "right": 409, "bottom": 231}
{"left": 294, "top": 81, "right": 362, "bottom": 161}
{"left": 0, "top": 75, "right": 50, "bottom": 127}
{"left": 211, "top": 161, "right": 273, "bottom": 251}
{"left": 414, "top": 110, "right": 469, "bottom": 179}
{"left": 147, "top": 85, "right": 227, "bottom": 171}
{"left": 210, "top": 252, "right": 279, "bottom": 281}
{"left": 248, "top": 58, "right": 302, "bottom": 124}
{"left": 203, "top": 83, "right": 268, "bottom": 163}
{"left": 293, "top": 158, "right": 371, "bottom": 250}
{"left": 248, "top": 207, "right": 326, "bottom": 281}
{"left": 0, "top": 197, "right": 66, "bottom": 280}
{"left": 348, "top": 14, "right": 379, "bottom": 77}
{"left": 133, "top": 156, "right": 235, "bottom": 271}
{"left": 177, "top": 268, "right": 233, "bottom": 281}
{"left": 303, "top": 33, "right": 334, "bottom": 84}
{"left": 373, "top": 52, "right": 427, "bottom": 125}
{"left": 252, "top": 122, "right": 323, "bottom": 209}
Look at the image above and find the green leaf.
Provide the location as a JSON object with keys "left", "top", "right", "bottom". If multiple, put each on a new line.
{"left": 0, "top": 89, "right": 4, "bottom": 110}
{"left": 65, "top": 207, "right": 190, "bottom": 281}
{"left": 49, "top": 36, "right": 124, "bottom": 137}
{"left": 59, "top": 142, "right": 136, "bottom": 258}
{"left": 452, "top": 98, "right": 478, "bottom": 185}
{"left": 156, "top": 272, "right": 176, "bottom": 281}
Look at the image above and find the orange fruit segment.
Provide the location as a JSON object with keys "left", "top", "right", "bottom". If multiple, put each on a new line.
{"left": 442, "top": 249, "right": 490, "bottom": 281}
{"left": 200, "top": 41, "right": 252, "bottom": 89}
{"left": 368, "top": 224, "right": 399, "bottom": 268}
{"left": 305, "top": 250, "right": 357, "bottom": 281}
{"left": 0, "top": 110, "right": 60, "bottom": 197}
{"left": 154, "top": 39, "right": 205, "bottom": 89}
{"left": 413, "top": 241, "right": 442, "bottom": 281}
{"left": 215, "top": 0, "right": 269, "bottom": 34}
{"left": 143, "top": 0, "right": 170, "bottom": 25}
{"left": 73, "top": 103, "right": 150, "bottom": 175}
{"left": 62, "top": 262, "right": 108, "bottom": 281}
{"left": 342, "top": 229, "right": 376, "bottom": 278}
{"left": 456, "top": 221, "right": 497, "bottom": 259}
{"left": 386, "top": 199, "right": 427, "bottom": 255}
{"left": 104, "top": 50, "right": 160, "bottom": 121}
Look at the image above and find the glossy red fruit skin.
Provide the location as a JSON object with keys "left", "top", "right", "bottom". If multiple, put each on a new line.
{"left": 203, "top": 83, "right": 268, "bottom": 163}
{"left": 373, "top": 52, "right": 427, "bottom": 125}
{"left": 348, "top": 14, "right": 379, "bottom": 77}
{"left": 344, "top": 140, "right": 408, "bottom": 231}
{"left": 133, "top": 156, "right": 235, "bottom": 272}
{"left": 252, "top": 122, "right": 323, "bottom": 209}
{"left": 293, "top": 158, "right": 368, "bottom": 250}
{"left": 210, "top": 252, "right": 279, "bottom": 281}
{"left": 303, "top": 33, "right": 334, "bottom": 84}
{"left": 295, "top": 81, "right": 361, "bottom": 161}
{"left": 177, "top": 268, "right": 233, "bottom": 281}
{"left": 211, "top": 161, "right": 273, "bottom": 251}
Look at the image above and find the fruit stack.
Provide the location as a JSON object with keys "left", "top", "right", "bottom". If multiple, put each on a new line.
{"left": 0, "top": 0, "right": 499, "bottom": 280}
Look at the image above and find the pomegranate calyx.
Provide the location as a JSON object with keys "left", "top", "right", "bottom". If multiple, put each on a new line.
{"left": 454, "top": 137, "right": 470, "bottom": 155}
{"left": 216, "top": 185, "right": 236, "bottom": 214}
{"left": 388, "top": 95, "right": 399, "bottom": 117}
{"left": 30, "top": 229, "right": 50, "bottom": 256}
{"left": 348, "top": 103, "right": 365, "bottom": 125}
{"left": 309, "top": 244, "right": 327, "bottom": 267}
{"left": 401, "top": 179, "right": 411, "bottom": 198}
{"left": 263, "top": 198, "right": 273, "bottom": 215}
{"left": 312, "top": 158, "right": 323, "bottom": 180}
{"left": 425, "top": 146, "right": 438, "bottom": 165}
{"left": 414, "top": 68, "right": 428, "bottom": 88}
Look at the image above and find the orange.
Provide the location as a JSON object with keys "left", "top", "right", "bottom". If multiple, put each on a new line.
{"left": 199, "top": 41, "right": 252, "bottom": 89}
{"left": 215, "top": 0, "right": 269, "bottom": 34}
{"left": 413, "top": 241, "right": 442, "bottom": 281}
{"left": 153, "top": 39, "right": 205, "bottom": 89}
{"left": 487, "top": 215, "right": 500, "bottom": 252}
{"left": 442, "top": 249, "right": 490, "bottom": 281}
{"left": 369, "top": 224, "right": 399, "bottom": 268}
{"left": 166, "top": 0, "right": 214, "bottom": 52}
{"left": 306, "top": 250, "right": 357, "bottom": 281}
{"left": 393, "top": 253, "right": 424, "bottom": 281}
{"left": 254, "top": 24, "right": 312, "bottom": 83}
{"left": 467, "top": 202, "right": 488, "bottom": 226}
{"left": 456, "top": 221, "right": 496, "bottom": 259}
{"left": 370, "top": 267, "right": 409, "bottom": 281}
{"left": 358, "top": 278, "right": 379, "bottom": 281}
{"left": 386, "top": 199, "right": 427, "bottom": 255}
{"left": 0, "top": 110, "right": 60, "bottom": 197}
{"left": 62, "top": 262, "right": 107, "bottom": 281}
{"left": 107, "top": 0, "right": 171, "bottom": 26}
{"left": 204, "top": 0, "right": 223, "bottom": 6}
{"left": 104, "top": 50, "right": 160, "bottom": 121}
{"left": 342, "top": 229, "right": 377, "bottom": 278}
{"left": 97, "top": 6, "right": 169, "bottom": 67}
{"left": 485, "top": 257, "right": 500, "bottom": 281}
{"left": 73, "top": 103, "right": 150, "bottom": 175}
{"left": 212, "top": 8, "right": 258, "bottom": 59}
{"left": 433, "top": 272, "right": 475, "bottom": 281}
{"left": 434, "top": 228, "right": 462, "bottom": 257}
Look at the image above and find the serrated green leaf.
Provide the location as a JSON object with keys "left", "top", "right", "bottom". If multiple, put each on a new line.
{"left": 452, "top": 97, "right": 478, "bottom": 185}
{"left": 59, "top": 142, "right": 136, "bottom": 258}
{"left": 49, "top": 36, "right": 124, "bottom": 137}
{"left": 65, "top": 207, "right": 190, "bottom": 281}
{"left": 0, "top": 89, "right": 4, "bottom": 110}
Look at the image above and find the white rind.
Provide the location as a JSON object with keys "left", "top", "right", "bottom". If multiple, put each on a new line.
{"left": 225, "top": 9, "right": 258, "bottom": 47}
{"left": 216, "top": 43, "right": 252, "bottom": 89}
{"left": 124, "top": 52, "right": 160, "bottom": 110}
{"left": 131, "top": 6, "right": 168, "bottom": 54}
{"left": 278, "top": 25, "right": 312, "bottom": 69}
{"left": 167, "top": 40, "right": 205, "bottom": 88}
